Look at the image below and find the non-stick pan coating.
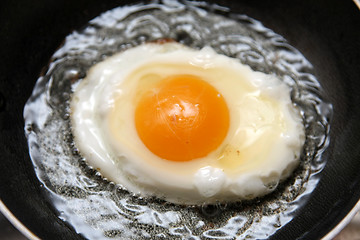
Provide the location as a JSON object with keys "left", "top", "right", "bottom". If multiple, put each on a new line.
{"left": 0, "top": 0, "right": 359, "bottom": 239}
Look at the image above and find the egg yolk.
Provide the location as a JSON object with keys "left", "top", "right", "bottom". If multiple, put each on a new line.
{"left": 135, "top": 74, "right": 230, "bottom": 161}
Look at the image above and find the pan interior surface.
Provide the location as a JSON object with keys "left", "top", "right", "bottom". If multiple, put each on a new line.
{"left": 23, "top": 1, "right": 332, "bottom": 239}
{"left": 0, "top": 0, "right": 359, "bottom": 239}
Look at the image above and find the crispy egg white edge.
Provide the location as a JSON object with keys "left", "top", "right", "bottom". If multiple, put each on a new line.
{"left": 70, "top": 43, "right": 305, "bottom": 204}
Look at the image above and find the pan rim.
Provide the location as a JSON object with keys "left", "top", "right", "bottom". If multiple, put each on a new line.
{"left": 0, "top": 200, "right": 39, "bottom": 240}
{"left": 321, "top": 200, "right": 360, "bottom": 240}
{"left": 353, "top": 0, "right": 360, "bottom": 9}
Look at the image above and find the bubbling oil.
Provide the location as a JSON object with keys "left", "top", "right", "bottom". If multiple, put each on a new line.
{"left": 24, "top": 0, "right": 332, "bottom": 239}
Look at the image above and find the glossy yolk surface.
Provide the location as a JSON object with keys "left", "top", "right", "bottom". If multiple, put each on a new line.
{"left": 135, "top": 74, "right": 230, "bottom": 161}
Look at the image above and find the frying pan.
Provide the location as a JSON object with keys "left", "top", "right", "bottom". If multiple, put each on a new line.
{"left": 0, "top": 0, "right": 359, "bottom": 239}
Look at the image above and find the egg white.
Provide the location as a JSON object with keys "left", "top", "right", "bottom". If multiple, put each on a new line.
{"left": 71, "top": 42, "right": 305, "bottom": 204}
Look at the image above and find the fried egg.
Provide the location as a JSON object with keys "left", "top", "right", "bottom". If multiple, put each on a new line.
{"left": 71, "top": 42, "right": 305, "bottom": 204}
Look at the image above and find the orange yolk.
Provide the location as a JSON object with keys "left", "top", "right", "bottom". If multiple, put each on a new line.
{"left": 135, "top": 75, "right": 230, "bottom": 161}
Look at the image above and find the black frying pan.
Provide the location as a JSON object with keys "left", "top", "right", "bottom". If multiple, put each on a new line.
{"left": 0, "top": 0, "right": 359, "bottom": 239}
